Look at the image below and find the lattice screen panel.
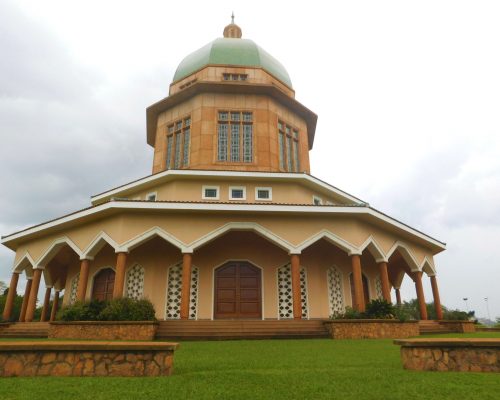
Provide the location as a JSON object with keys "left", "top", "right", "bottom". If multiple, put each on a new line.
{"left": 375, "top": 276, "right": 383, "bottom": 299}
{"left": 125, "top": 264, "right": 145, "bottom": 299}
{"left": 69, "top": 272, "right": 79, "bottom": 304}
{"left": 277, "top": 264, "right": 309, "bottom": 319}
{"left": 165, "top": 263, "right": 199, "bottom": 320}
{"left": 327, "top": 266, "right": 344, "bottom": 316}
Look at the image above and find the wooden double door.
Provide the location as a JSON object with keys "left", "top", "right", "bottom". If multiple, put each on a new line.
{"left": 214, "top": 261, "right": 262, "bottom": 319}
{"left": 92, "top": 268, "right": 115, "bottom": 301}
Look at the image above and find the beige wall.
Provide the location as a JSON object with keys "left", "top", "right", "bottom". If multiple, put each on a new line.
{"left": 119, "top": 178, "right": 343, "bottom": 206}
{"left": 152, "top": 93, "right": 310, "bottom": 174}
{"left": 11, "top": 208, "right": 438, "bottom": 320}
{"left": 169, "top": 66, "right": 294, "bottom": 97}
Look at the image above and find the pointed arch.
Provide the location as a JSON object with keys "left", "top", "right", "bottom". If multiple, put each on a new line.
{"left": 13, "top": 252, "right": 36, "bottom": 273}
{"left": 119, "top": 227, "right": 186, "bottom": 253}
{"left": 358, "top": 236, "right": 387, "bottom": 262}
{"left": 420, "top": 257, "right": 436, "bottom": 276}
{"left": 295, "top": 230, "right": 357, "bottom": 254}
{"left": 386, "top": 241, "right": 420, "bottom": 271}
{"left": 189, "top": 222, "right": 294, "bottom": 253}
{"left": 35, "top": 237, "right": 82, "bottom": 269}
{"left": 81, "top": 231, "right": 119, "bottom": 260}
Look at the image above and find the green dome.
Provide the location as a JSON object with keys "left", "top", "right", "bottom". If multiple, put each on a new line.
{"left": 173, "top": 38, "right": 293, "bottom": 88}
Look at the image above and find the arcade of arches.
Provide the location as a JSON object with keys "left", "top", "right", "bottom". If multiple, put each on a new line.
{"left": 2, "top": 230, "right": 443, "bottom": 323}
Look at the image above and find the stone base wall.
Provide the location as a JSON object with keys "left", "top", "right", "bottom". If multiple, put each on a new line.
{"left": 396, "top": 339, "right": 500, "bottom": 372}
{"left": 324, "top": 320, "right": 419, "bottom": 339}
{"left": 438, "top": 321, "right": 476, "bottom": 333}
{"left": 49, "top": 322, "right": 158, "bottom": 340}
{"left": 0, "top": 341, "right": 178, "bottom": 377}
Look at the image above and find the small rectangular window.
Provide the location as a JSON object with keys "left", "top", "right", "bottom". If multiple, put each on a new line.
{"left": 184, "top": 118, "right": 191, "bottom": 127}
{"left": 176, "top": 121, "right": 182, "bottom": 131}
{"left": 232, "top": 74, "right": 239, "bottom": 81}
{"left": 243, "top": 125, "right": 253, "bottom": 163}
{"left": 243, "top": 112, "right": 252, "bottom": 122}
{"left": 183, "top": 128, "right": 190, "bottom": 166}
{"left": 174, "top": 132, "right": 182, "bottom": 168}
{"left": 168, "top": 125, "right": 174, "bottom": 134}
{"left": 240, "top": 74, "right": 247, "bottom": 81}
{"left": 218, "top": 111, "right": 229, "bottom": 121}
{"left": 223, "top": 73, "right": 230, "bottom": 81}
{"left": 231, "top": 112, "right": 240, "bottom": 122}
{"left": 229, "top": 186, "right": 246, "bottom": 200}
{"left": 256, "top": 187, "right": 272, "bottom": 201}
{"left": 166, "top": 135, "right": 173, "bottom": 169}
{"left": 278, "top": 132, "right": 285, "bottom": 170}
{"left": 313, "top": 196, "right": 323, "bottom": 205}
{"left": 218, "top": 124, "right": 228, "bottom": 161}
{"left": 146, "top": 192, "right": 157, "bottom": 201}
{"left": 230, "top": 124, "right": 240, "bottom": 162}
{"left": 202, "top": 186, "right": 220, "bottom": 200}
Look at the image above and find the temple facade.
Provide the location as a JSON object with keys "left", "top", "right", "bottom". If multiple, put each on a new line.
{"left": 1, "top": 20, "right": 446, "bottom": 324}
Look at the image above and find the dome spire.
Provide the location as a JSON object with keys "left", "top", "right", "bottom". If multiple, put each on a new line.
{"left": 223, "top": 12, "right": 242, "bottom": 38}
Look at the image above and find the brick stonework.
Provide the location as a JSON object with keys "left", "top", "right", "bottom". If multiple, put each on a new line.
{"left": 437, "top": 321, "right": 476, "bottom": 333}
{"left": 0, "top": 341, "right": 178, "bottom": 377}
{"left": 324, "top": 320, "right": 419, "bottom": 339}
{"left": 49, "top": 322, "right": 158, "bottom": 341}
{"left": 395, "top": 339, "right": 500, "bottom": 372}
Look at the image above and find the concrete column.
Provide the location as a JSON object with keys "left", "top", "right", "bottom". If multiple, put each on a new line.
{"left": 113, "top": 252, "right": 127, "bottom": 299}
{"left": 50, "top": 291, "right": 60, "bottom": 322}
{"left": 290, "top": 254, "right": 302, "bottom": 319}
{"left": 180, "top": 253, "right": 192, "bottom": 320}
{"left": 40, "top": 287, "right": 52, "bottom": 322}
{"left": 19, "top": 279, "right": 33, "bottom": 322}
{"left": 395, "top": 288, "right": 402, "bottom": 305}
{"left": 25, "top": 269, "right": 42, "bottom": 322}
{"left": 351, "top": 255, "right": 365, "bottom": 312}
{"left": 2, "top": 272, "right": 20, "bottom": 321}
{"left": 76, "top": 259, "right": 91, "bottom": 302}
{"left": 377, "top": 261, "right": 391, "bottom": 303}
{"left": 414, "top": 271, "right": 428, "bottom": 320}
{"left": 430, "top": 275, "right": 443, "bottom": 320}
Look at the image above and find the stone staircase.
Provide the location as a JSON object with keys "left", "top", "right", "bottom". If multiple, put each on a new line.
{"left": 156, "top": 319, "right": 330, "bottom": 340}
{"left": 418, "top": 320, "right": 454, "bottom": 335}
{"left": 0, "top": 322, "right": 50, "bottom": 338}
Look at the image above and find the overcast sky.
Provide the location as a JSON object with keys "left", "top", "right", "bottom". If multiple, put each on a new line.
{"left": 1, "top": 0, "right": 499, "bottom": 320}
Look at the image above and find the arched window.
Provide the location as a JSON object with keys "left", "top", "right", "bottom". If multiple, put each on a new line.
{"left": 125, "top": 264, "right": 145, "bottom": 299}
{"left": 165, "top": 263, "right": 199, "bottom": 319}
{"left": 327, "top": 266, "right": 344, "bottom": 316}
{"left": 69, "top": 272, "right": 80, "bottom": 304}
{"left": 277, "top": 264, "right": 309, "bottom": 319}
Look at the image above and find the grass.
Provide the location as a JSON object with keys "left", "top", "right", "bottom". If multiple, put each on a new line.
{"left": 1, "top": 333, "right": 499, "bottom": 400}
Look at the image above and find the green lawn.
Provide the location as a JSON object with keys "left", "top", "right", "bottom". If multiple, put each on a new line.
{"left": 1, "top": 333, "right": 500, "bottom": 400}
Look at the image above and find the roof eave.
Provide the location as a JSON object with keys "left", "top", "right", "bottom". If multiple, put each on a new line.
{"left": 146, "top": 81, "right": 317, "bottom": 149}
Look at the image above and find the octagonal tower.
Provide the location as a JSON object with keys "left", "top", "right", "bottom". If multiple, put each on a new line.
{"left": 147, "top": 19, "right": 317, "bottom": 174}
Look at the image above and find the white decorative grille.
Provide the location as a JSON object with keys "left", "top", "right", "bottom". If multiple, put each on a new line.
{"left": 375, "top": 276, "right": 383, "bottom": 299}
{"left": 69, "top": 272, "right": 79, "bottom": 304}
{"left": 189, "top": 266, "right": 199, "bottom": 319}
{"left": 125, "top": 264, "right": 145, "bottom": 300}
{"left": 277, "top": 264, "right": 308, "bottom": 319}
{"left": 165, "top": 263, "right": 199, "bottom": 320}
{"left": 300, "top": 267, "right": 309, "bottom": 319}
{"left": 327, "top": 266, "right": 344, "bottom": 316}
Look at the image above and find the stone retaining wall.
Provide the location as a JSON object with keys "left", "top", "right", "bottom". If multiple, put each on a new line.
{"left": 438, "top": 321, "right": 476, "bottom": 333}
{"left": 324, "top": 320, "right": 419, "bottom": 339}
{"left": 394, "top": 338, "right": 500, "bottom": 372}
{"left": 0, "top": 341, "right": 178, "bottom": 377}
{"left": 49, "top": 321, "right": 158, "bottom": 340}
